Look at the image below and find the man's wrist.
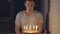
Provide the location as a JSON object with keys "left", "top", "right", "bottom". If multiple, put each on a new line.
{"left": 16, "top": 32, "right": 21, "bottom": 34}
{"left": 16, "top": 31, "right": 21, "bottom": 34}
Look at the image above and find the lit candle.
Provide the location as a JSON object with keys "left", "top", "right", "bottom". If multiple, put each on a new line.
{"left": 36, "top": 25, "right": 38, "bottom": 31}
{"left": 33, "top": 25, "right": 35, "bottom": 30}
{"left": 29, "top": 25, "right": 31, "bottom": 30}
{"left": 24, "top": 26, "right": 25, "bottom": 30}
{"left": 26, "top": 25, "right": 28, "bottom": 30}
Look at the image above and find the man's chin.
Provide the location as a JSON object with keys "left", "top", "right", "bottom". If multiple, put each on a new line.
{"left": 29, "top": 9, "right": 32, "bottom": 11}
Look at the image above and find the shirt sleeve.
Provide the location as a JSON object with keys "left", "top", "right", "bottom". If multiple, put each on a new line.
{"left": 38, "top": 13, "right": 43, "bottom": 32}
{"left": 38, "top": 13, "right": 43, "bottom": 23}
{"left": 15, "top": 13, "right": 21, "bottom": 25}
{"left": 15, "top": 13, "right": 21, "bottom": 30}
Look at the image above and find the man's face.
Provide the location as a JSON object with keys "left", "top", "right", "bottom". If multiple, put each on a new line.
{"left": 25, "top": 1, "right": 35, "bottom": 10}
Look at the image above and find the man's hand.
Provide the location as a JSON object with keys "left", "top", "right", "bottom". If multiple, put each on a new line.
{"left": 15, "top": 24, "right": 21, "bottom": 34}
{"left": 16, "top": 32, "right": 21, "bottom": 34}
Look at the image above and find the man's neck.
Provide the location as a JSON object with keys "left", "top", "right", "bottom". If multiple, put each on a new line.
{"left": 25, "top": 9, "right": 34, "bottom": 16}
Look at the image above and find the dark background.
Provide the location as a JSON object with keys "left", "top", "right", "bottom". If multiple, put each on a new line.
{"left": 0, "top": 0, "right": 48, "bottom": 34}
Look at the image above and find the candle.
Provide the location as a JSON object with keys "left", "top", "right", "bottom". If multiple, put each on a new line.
{"left": 33, "top": 25, "right": 35, "bottom": 30}
{"left": 36, "top": 25, "right": 38, "bottom": 31}
{"left": 24, "top": 26, "right": 25, "bottom": 30}
{"left": 29, "top": 25, "right": 31, "bottom": 30}
{"left": 26, "top": 25, "right": 28, "bottom": 30}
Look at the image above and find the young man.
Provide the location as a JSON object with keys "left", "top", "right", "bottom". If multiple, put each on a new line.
{"left": 15, "top": 0, "right": 43, "bottom": 34}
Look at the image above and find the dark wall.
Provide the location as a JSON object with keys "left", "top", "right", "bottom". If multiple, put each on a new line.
{"left": 0, "top": 0, "right": 11, "bottom": 34}
{"left": 0, "top": 0, "right": 48, "bottom": 34}
{"left": 0, "top": 0, "right": 10, "bottom": 17}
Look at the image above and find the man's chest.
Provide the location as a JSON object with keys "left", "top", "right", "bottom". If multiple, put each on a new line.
{"left": 20, "top": 15, "right": 38, "bottom": 25}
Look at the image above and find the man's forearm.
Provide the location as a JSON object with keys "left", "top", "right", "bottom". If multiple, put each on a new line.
{"left": 16, "top": 31, "right": 21, "bottom": 34}
{"left": 15, "top": 25, "right": 21, "bottom": 34}
{"left": 39, "top": 23, "right": 43, "bottom": 33}
{"left": 16, "top": 30, "right": 21, "bottom": 34}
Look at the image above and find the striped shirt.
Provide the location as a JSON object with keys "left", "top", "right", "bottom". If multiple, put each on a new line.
{"left": 15, "top": 10, "right": 43, "bottom": 34}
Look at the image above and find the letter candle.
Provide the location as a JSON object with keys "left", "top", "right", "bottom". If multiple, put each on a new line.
{"left": 24, "top": 26, "right": 25, "bottom": 30}
{"left": 29, "top": 25, "right": 31, "bottom": 30}
{"left": 23, "top": 25, "right": 39, "bottom": 33}
{"left": 36, "top": 25, "right": 38, "bottom": 31}
{"left": 25, "top": 25, "right": 28, "bottom": 30}
{"left": 33, "top": 25, "right": 35, "bottom": 30}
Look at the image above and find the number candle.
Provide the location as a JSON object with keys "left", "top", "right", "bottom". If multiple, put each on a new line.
{"left": 36, "top": 25, "right": 38, "bottom": 31}
{"left": 24, "top": 26, "right": 25, "bottom": 30}
{"left": 29, "top": 25, "right": 31, "bottom": 30}
{"left": 26, "top": 25, "right": 28, "bottom": 30}
{"left": 33, "top": 25, "right": 35, "bottom": 30}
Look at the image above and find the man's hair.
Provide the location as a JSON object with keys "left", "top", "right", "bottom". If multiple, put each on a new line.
{"left": 25, "top": 0, "right": 35, "bottom": 2}
{"left": 26, "top": 0, "right": 34, "bottom": 1}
